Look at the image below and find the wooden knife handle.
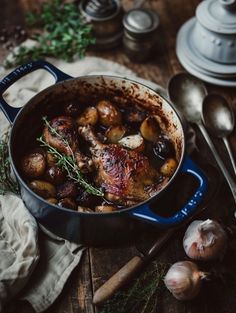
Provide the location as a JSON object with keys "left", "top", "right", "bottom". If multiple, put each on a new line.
{"left": 93, "top": 255, "right": 144, "bottom": 305}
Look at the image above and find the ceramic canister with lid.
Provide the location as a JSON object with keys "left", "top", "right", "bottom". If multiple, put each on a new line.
{"left": 79, "top": 0, "right": 123, "bottom": 50}
{"left": 123, "top": 8, "right": 160, "bottom": 62}
{"left": 192, "top": 0, "right": 236, "bottom": 64}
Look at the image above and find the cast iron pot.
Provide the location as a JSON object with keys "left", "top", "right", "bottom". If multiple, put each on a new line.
{"left": 0, "top": 60, "right": 207, "bottom": 246}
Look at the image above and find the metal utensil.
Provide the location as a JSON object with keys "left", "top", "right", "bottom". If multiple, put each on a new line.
{"left": 202, "top": 94, "right": 236, "bottom": 175}
{"left": 168, "top": 73, "right": 236, "bottom": 204}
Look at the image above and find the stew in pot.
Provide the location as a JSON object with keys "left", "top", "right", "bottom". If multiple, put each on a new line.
{"left": 20, "top": 98, "right": 178, "bottom": 213}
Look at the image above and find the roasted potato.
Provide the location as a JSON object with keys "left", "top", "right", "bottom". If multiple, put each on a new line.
{"left": 29, "top": 180, "right": 56, "bottom": 198}
{"left": 45, "top": 165, "right": 66, "bottom": 185}
{"left": 105, "top": 125, "right": 126, "bottom": 143}
{"left": 76, "top": 106, "right": 98, "bottom": 126}
{"left": 140, "top": 116, "right": 161, "bottom": 142}
{"left": 47, "top": 198, "right": 58, "bottom": 205}
{"left": 77, "top": 206, "right": 94, "bottom": 213}
{"left": 58, "top": 198, "right": 77, "bottom": 210}
{"left": 21, "top": 151, "right": 46, "bottom": 178}
{"left": 64, "top": 102, "right": 80, "bottom": 117}
{"left": 95, "top": 205, "right": 116, "bottom": 213}
{"left": 118, "top": 134, "right": 145, "bottom": 152}
{"left": 57, "top": 181, "right": 78, "bottom": 199}
{"left": 160, "top": 158, "right": 178, "bottom": 177}
{"left": 96, "top": 100, "right": 122, "bottom": 126}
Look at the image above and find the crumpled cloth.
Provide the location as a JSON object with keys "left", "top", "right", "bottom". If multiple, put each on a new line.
{"left": 0, "top": 195, "right": 85, "bottom": 313}
{"left": 0, "top": 195, "right": 39, "bottom": 312}
{"left": 0, "top": 53, "right": 196, "bottom": 313}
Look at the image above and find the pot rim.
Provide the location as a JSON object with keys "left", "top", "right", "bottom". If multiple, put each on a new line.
{"left": 9, "top": 74, "right": 186, "bottom": 216}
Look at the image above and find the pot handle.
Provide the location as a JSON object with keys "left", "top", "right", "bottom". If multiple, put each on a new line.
{"left": 130, "top": 155, "right": 207, "bottom": 227}
{"left": 0, "top": 60, "right": 72, "bottom": 124}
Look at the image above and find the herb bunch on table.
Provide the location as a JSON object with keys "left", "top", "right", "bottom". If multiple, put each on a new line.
{"left": 5, "top": 0, "right": 95, "bottom": 68}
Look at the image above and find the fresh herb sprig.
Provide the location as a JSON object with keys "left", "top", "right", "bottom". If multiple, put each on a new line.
{"left": 5, "top": 0, "right": 95, "bottom": 68}
{"left": 101, "top": 261, "right": 169, "bottom": 313}
{"left": 0, "top": 133, "right": 19, "bottom": 195}
{"left": 37, "top": 117, "right": 103, "bottom": 197}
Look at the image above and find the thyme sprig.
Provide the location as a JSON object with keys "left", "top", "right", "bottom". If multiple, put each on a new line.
{"left": 0, "top": 133, "right": 19, "bottom": 195}
{"left": 37, "top": 117, "right": 103, "bottom": 197}
{"left": 101, "top": 261, "right": 169, "bottom": 313}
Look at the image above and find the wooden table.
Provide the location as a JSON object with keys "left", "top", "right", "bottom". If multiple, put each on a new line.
{"left": 1, "top": 1, "right": 236, "bottom": 313}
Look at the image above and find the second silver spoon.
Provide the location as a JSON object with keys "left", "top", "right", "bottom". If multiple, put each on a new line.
{"left": 202, "top": 94, "right": 236, "bottom": 176}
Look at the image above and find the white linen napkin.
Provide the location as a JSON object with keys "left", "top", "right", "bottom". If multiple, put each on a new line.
{"left": 0, "top": 195, "right": 39, "bottom": 312}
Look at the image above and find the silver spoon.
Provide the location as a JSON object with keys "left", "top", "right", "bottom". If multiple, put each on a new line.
{"left": 168, "top": 73, "right": 236, "bottom": 207}
{"left": 202, "top": 94, "right": 236, "bottom": 176}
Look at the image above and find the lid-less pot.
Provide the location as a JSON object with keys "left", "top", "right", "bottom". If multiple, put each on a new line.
{"left": 79, "top": 0, "right": 123, "bottom": 50}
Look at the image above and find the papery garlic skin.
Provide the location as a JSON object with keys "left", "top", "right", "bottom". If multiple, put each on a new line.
{"left": 164, "top": 261, "right": 206, "bottom": 300}
{"left": 183, "top": 219, "right": 227, "bottom": 261}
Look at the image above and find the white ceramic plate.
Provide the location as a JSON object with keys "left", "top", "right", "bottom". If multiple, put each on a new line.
{"left": 177, "top": 45, "right": 236, "bottom": 87}
{"left": 177, "top": 43, "right": 236, "bottom": 79}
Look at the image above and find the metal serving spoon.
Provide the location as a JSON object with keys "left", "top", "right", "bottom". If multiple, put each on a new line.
{"left": 168, "top": 73, "right": 236, "bottom": 206}
{"left": 202, "top": 94, "right": 236, "bottom": 175}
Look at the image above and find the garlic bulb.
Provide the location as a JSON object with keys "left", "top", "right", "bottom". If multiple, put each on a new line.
{"left": 183, "top": 219, "right": 227, "bottom": 261}
{"left": 164, "top": 261, "right": 207, "bottom": 300}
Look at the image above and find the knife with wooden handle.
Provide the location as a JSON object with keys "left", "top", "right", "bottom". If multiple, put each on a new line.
{"left": 93, "top": 228, "right": 175, "bottom": 305}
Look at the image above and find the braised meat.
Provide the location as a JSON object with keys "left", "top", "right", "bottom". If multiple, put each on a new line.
{"left": 79, "top": 125, "right": 159, "bottom": 206}
{"left": 43, "top": 116, "right": 77, "bottom": 154}
{"left": 43, "top": 116, "right": 93, "bottom": 173}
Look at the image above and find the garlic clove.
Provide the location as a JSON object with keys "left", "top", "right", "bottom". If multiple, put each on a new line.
{"left": 118, "top": 134, "right": 145, "bottom": 152}
{"left": 164, "top": 261, "right": 207, "bottom": 300}
{"left": 183, "top": 219, "right": 227, "bottom": 261}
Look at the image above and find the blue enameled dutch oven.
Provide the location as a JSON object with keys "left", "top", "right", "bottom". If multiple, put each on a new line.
{"left": 0, "top": 60, "right": 207, "bottom": 246}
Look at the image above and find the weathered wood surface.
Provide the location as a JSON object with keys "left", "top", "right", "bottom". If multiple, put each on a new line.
{"left": 1, "top": 1, "right": 236, "bottom": 313}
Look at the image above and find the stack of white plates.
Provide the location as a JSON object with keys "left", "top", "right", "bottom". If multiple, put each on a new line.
{"left": 176, "top": 18, "right": 236, "bottom": 87}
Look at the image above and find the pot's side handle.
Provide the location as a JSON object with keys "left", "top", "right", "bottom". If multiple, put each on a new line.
{"left": 0, "top": 60, "right": 72, "bottom": 124}
{"left": 130, "top": 155, "right": 207, "bottom": 227}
